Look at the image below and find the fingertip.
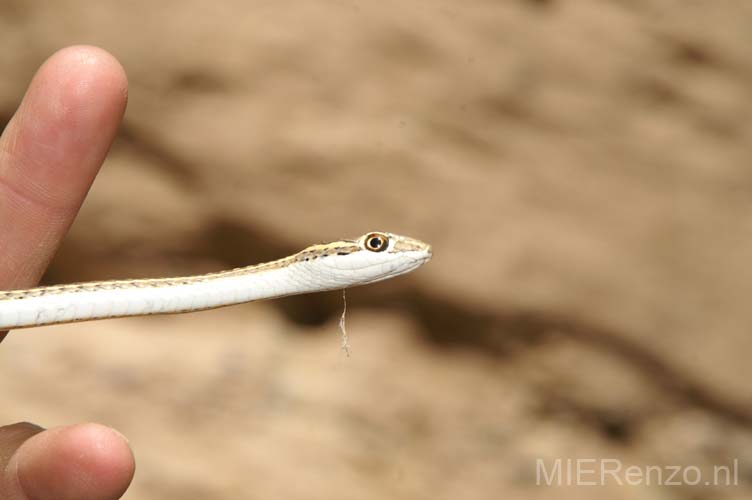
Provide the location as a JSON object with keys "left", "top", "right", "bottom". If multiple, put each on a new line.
{"left": 2, "top": 45, "right": 128, "bottom": 211}
{"left": 44, "top": 45, "right": 128, "bottom": 98}
{"left": 14, "top": 423, "right": 135, "bottom": 500}
{"left": 30, "top": 45, "right": 128, "bottom": 133}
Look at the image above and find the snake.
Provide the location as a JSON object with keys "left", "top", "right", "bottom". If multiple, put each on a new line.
{"left": 0, "top": 231, "right": 431, "bottom": 330}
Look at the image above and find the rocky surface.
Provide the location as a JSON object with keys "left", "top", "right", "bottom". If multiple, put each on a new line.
{"left": 1, "top": 1, "right": 751, "bottom": 499}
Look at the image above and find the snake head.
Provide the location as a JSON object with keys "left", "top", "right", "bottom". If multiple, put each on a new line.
{"left": 297, "top": 231, "right": 432, "bottom": 289}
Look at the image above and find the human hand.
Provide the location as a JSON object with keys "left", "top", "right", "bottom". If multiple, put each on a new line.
{"left": 0, "top": 46, "right": 135, "bottom": 499}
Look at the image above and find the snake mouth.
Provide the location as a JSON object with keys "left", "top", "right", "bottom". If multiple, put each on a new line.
{"left": 394, "top": 250, "right": 432, "bottom": 277}
{"left": 411, "top": 246, "right": 432, "bottom": 265}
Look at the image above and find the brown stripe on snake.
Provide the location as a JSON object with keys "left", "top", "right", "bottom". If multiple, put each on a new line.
{"left": 393, "top": 239, "right": 426, "bottom": 253}
{"left": 0, "top": 241, "right": 364, "bottom": 301}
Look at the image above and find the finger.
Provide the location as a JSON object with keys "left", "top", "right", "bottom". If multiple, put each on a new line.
{"left": 0, "top": 422, "right": 135, "bottom": 500}
{"left": 0, "top": 45, "right": 127, "bottom": 290}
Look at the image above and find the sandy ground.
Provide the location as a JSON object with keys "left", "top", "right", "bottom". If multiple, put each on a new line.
{"left": 1, "top": 1, "right": 752, "bottom": 499}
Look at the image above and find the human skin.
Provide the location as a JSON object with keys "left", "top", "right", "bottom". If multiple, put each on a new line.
{"left": 0, "top": 46, "right": 136, "bottom": 500}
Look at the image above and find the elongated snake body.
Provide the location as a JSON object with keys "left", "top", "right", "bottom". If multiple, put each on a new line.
{"left": 0, "top": 231, "right": 431, "bottom": 330}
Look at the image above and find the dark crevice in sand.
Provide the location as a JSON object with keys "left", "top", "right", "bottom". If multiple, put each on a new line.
{"left": 272, "top": 287, "right": 752, "bottom": 430}
{"left": 401, "top": 292, "right": 752, "bottom": 429}
{"left": 115, "top": 122, "right": 202, "bottom": 187}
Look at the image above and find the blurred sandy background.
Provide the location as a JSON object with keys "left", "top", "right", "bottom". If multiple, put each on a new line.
{"left": 1, "top": 1, "right": 752, "bottom": 499}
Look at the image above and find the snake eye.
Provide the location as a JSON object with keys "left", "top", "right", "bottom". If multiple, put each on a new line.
{"left": 364, "top": 233, "right": 389, "bottom": 252}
